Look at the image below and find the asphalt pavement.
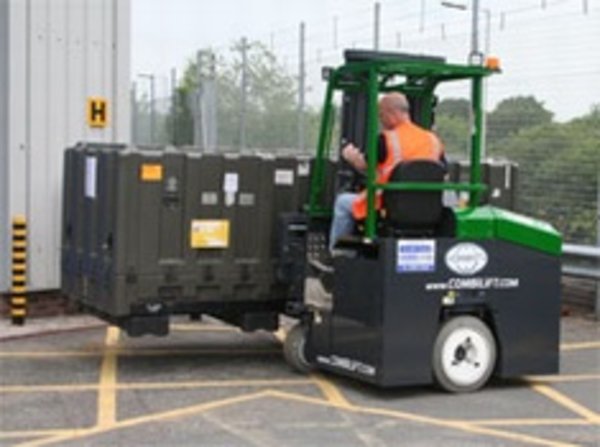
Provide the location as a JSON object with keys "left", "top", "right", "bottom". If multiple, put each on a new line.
{"left": 0, "top": 315, "right": 598, "bottom": 447}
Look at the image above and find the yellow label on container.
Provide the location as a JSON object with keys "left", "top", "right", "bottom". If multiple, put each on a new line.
{"left": 190, "top": 220, "right": 230, "bottom": 249}
{"left": 140, "top": 164, "right": 163, "bottom": 182}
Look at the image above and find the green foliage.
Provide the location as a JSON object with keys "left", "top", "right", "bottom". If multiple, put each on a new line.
{"left": 436, "top": 98, "right": 470, "bottom": 121}
{"left": 489, "top": 106, "right": 599, "bottom": 243}
{"left": 166, "top": 40, "right": 320, "bottom": 151}
{"left": 436, "top": 97, "right": 598, "bottom": 243}
{"left": 486, "top": 96, "right": 554, "bottom": 144}
{"left": 434, "top": 114, "right": 470, "bottom": 158}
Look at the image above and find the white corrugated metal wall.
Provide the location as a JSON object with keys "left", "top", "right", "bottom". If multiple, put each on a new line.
{"left": 0, "top": 0, "right": 131, "bottom": 292}
{"left": 0, "top": 0, "right": 8, "bottom": 295}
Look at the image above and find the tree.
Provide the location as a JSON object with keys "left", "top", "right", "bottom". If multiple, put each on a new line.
{"left": 166, "top": 40, "right": 320, "bottom": 152}
{"left": 434, "top": 98, "right": 471, "bottom": 158}
{"left": 436, "top": 98, "right": 470, "bottom": 121}
{"left": 487, "top": 96, "right": 553, "bottom": 145}
{"left": 434, "top": 114, "right": 470, "bottom": 158}
{"left": 491, "top": 106, "right": 599, "bottom": 243}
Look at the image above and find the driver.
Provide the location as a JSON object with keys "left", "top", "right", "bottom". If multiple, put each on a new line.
{"left": 329, "top": 92, "right": 445, "bottom": 252}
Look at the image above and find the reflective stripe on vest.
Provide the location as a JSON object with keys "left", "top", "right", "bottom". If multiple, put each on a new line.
{"left": 378, "top": 130, "right": 402, "bottom": 181}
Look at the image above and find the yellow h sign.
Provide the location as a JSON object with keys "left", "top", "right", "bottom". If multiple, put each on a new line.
{"left": 87, "top": 97, "right": 108, "bottom": 128}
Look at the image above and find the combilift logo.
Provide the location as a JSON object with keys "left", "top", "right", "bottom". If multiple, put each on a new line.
{"left": 445, "top": 243, "right": 489, "bottom": 276}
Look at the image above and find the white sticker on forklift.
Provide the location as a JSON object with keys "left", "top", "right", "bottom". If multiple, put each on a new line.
{"left": 396, "top": 240, "right": 435, "bottom": 273}
{"left": 274, "top": 169, "right": 294, "bottom": 185}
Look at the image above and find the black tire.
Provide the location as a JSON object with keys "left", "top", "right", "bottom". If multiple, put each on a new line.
{"left": 432, "top": 315, "right": 496, "bottom": 393}
{"left": 283, "top": 324, "right": 313, "bottom": 374}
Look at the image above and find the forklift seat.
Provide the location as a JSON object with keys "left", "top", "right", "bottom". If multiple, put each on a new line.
{"left": 382, "top": 160, "right": 447, "bottom": 236}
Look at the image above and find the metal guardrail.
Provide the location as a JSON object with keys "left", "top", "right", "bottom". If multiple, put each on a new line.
{"left": 562, "top": 243, "right": 600, "bottom": 280}
{"left": 561, "top": 243, "right": 600, "bottom": 318}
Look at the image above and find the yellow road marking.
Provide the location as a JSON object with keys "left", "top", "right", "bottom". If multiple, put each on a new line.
{"left": 97, "top": 326, "right": 119, "bottom": 428}
{"left": 9, "top": 386, "right": 583, "bottom": 447}
{"left": 560, "top": 341, "right": 600, "bottom": 351}
{"left": 526, "top": 374, "right": 600, "bottom": 383}
{"left": 275, "top": 328, "right": 353, "bottom": 409}
{"left": 311, "top": 374, "right": 352, "bottom": 409}
{"left": 532, "top": 383, "right": 600, "bottom": 424}
{"left": 0, "top": 378, "right": 313, "bottom": 394}
{"left": 462, "top": 418, "right": 592, "bottom": 427}
{"left": 15, "top": 391, "right": 270, "bottom": 447}
{"left": 0, "top": 430, "right": 88, "bottom": 439}
{"left": 266, "top": 390, "right": 580, "bottom": 447}
{"left": 0, "top": 348, "right": 279, "bottom": 358}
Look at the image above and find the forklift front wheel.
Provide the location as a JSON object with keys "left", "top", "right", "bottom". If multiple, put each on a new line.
{"left": 283, "top": 324, "right": 313, "bottom": 374}
{"left": 433, "top": 316, "right": 496, "bottom": 393}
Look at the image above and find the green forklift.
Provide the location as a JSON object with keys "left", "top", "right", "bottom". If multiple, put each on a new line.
{"left": 282, "top": 50, "right": 562, "bottom": 393}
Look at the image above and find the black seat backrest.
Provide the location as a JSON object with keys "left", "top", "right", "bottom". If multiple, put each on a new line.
{"left": 383, "top": 160, "right": 446, "bottom": 229}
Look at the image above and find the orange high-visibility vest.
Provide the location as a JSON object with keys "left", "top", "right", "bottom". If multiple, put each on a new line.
{"left": 352, "top": 121, "right": 442, "bottom": 220}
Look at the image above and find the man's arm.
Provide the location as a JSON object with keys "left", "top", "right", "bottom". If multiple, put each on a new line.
{"left": 342, "top": 135, "right": 386, "bottom": 171}
{"left": 341, "top": 144, "right": 367, "bottom": 171}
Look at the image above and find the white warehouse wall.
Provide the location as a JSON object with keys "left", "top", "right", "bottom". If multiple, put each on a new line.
{"left": 0, "top": 0, "right": 131, "bottom": 292}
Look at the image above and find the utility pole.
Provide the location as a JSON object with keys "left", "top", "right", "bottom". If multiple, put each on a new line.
{"left": 441, "top": 1, "right": 490, "bottom": 159}
{"left": 441, "top": 1, "right": 484, "bottom": 63}
{"left": 240, "top": 37, "right": 248, "bottom": 151}
{"left": 470, "top": 0, "right": 481, "bottom": 64}
{"left": 138, "top": 73, "right": 156, "bottom": 144}
{"left": 333, "top": 16, "right": 338, "bottom": 49}
{"left": 194, "top": 50, "right": 203, "bottom": 149}
{"left": 420, "top": 0, "right": 426, "bottom": 32}
{"left": 170, "top": 68, "right": 177, "bottom": 145}
{"left": 194, "top": 51, "right": 218, "bottom": 152}
{"left": 150, "top": 76, "right": 155, "bottom": 144}
{"left": 130, "top": 82, "right": 137, "bottom": 144}
{"left": 207, "top": 53, "right": 218, "bottom": 152}
{"left": 483, "top": 9, "right": 491, "bottom": 55}
{"left": 298, "top": 22, "right": 306, "bottom": 152}
{"left": 374, "top": 2, "right": 381, "bottom": 50}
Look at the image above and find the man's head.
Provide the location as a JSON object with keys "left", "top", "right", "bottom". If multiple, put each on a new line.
{"left": 378, "top": 93, "right": 410, "bottom": 130}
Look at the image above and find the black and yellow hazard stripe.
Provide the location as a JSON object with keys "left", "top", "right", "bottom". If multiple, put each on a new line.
{"left": 11, "top": 215, "right": 27, "bottom": 325}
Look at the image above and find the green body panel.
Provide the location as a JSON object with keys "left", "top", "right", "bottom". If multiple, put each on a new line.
{"left": 455, "top": 206, "right": 562, "bottom": 256}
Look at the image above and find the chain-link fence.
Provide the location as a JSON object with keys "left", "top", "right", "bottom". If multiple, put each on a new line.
{"left": 130, "top": 0, "right": 599, "bottom": 244}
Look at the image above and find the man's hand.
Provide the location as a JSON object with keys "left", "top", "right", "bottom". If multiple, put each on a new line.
{"left": 342, "top": 144, "right": 367, "bottom": 171}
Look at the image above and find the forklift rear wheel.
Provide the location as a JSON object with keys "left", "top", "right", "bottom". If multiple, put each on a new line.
{"left": 433, "top": 316, "right": 496, "bottom": 393}
{"left": 283, "top": 324, "right": 312, "bottom": 374}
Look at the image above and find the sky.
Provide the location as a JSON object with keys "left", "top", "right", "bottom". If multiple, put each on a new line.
{"left": 132, "top": 0, "right": 600, "bottom": 120}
